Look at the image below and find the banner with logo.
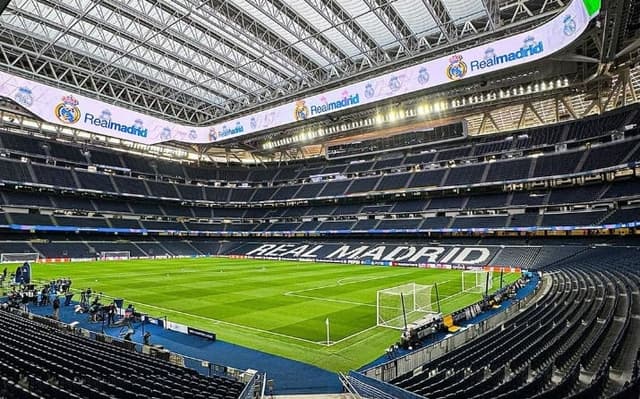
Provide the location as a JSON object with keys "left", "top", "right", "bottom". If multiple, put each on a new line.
{"left": 0, "top": 0, "right": 598, "bottom": 145}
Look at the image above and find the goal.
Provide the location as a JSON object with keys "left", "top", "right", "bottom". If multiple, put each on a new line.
{"left": 100, "top": 251, "right": 131, "bottom": 261}
{"left": 0, "top": 253, "right": 39, "bottom": 264}
{"left": 462, "top": 270, "right": 493, "bottom": 294}
{"left": 377, "top": 283, "right": 435, "bottom": 329}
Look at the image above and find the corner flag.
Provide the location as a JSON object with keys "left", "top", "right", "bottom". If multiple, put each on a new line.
{"left": 325, "top": 318, "right": 330, "bottom": 345}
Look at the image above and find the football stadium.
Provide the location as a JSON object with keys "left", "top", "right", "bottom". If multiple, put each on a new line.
{"left": 0, "top": 0, "right": 639, "bottom": 397}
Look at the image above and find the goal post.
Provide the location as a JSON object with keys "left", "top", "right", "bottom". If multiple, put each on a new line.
{"left": 462, "top": 270, "right": 493, "bottom": 294}
{"left": 0, "top": 253, "right": 40, "bottom": 264}
{"left": 377, "top": 283, "right": 435, "bottom": 329}
{"left": 100, "top": 251, "right": 131, "bottom": 261}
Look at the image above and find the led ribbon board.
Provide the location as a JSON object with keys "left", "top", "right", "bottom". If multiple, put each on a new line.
{"left": 0, "top": 0, "right": 600, "bottom": 145}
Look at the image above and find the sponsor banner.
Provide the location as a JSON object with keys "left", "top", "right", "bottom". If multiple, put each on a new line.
{"left": 0, "top": 0, "right": 597, "bottom": 145}
{"left": 165, "top": 320, "right": 189, "bottom": 334}
{"left": 38, "top": 257, "right": 71, "bottom": 263}
{"left": 3, "top": 220, "right": 636, "bottom": 235}
{"left": 187, "top": 327, "right": 216, "bottom": 341}
{"left": 484, "top": 266, "right": 522, "bottom": 273}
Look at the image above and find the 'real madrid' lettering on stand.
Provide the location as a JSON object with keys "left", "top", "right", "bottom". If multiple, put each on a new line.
{"left": 243, "top": 243, "right": 493, "bottom": 265}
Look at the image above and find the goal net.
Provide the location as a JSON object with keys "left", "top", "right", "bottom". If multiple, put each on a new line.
{"left": 462, "top": 270, "right": 493, "bottom": 294}
{"left": 100, "top": 251, "right": 131, "bottom": 261}
{"left": 377, "top": 283, "right": 435, "bottom": 329}
{"left": 1, "top": 253, "right": 39, "bottom": 264}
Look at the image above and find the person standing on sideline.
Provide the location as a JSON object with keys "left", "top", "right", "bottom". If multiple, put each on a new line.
{"left": 107, "top": 303, "right": 116, "bottom": 325}
{"left": 52, "top": 296, "right": 60, "bottom": 320}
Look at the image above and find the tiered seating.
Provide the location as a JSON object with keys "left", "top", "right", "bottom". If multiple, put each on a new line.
{"left": 0, "top": 107, "right": 636, "bottom": 237}
{"left": 385, "top": 246, "right": 640, "bottom": 399}
{"left": 31, "top": 164, "right": 76, "bottom": 187}
{"left": 346, "top": 177, "right": 379, "bottom": 194}
{"left": 580, "top": 140, "right": 638, "bottom": 171}
{"left": 421, "top": 216, "right": 452, "bottom": 229}
{"left": 87, "top": 149, "right": 123, "bottom": 167}
{"left": 377, "top": 219, "right": 422, "bottom": 230}
{"left": 94, "top": 199, "right": 131, "bottom": 213}
{"left": 353, "top": 219, "right": 379, "bottom": 230}
{"left": 8, "top": 213, "right": 53, "bottom": 225}
{"left": 485, "top": 158, "right": 532, "bottom": 182}
{"left": 146, "top": 181, "right": 180, "bottom": 198}
{"left": 121, "top": 154, "right": 156, "bottom": 175}
{"left": 76, "top": 170, "right": 116, "bottom": 192}
{"left": 445, "top": 164, "right": 486, "bottom": 186}
{"left": 0, "top": 132, "right": 47, "bottom": 156}
{"left": 541, "top": 211, "right": 606, "bottom": 227}
{"left": 377, "top": 173, "right": 411, "bottom": 190}
{"left": 466, "top": 193, "right": 507, "bottom": 208}
{"left": 408, "top": 169, "right": 446, "bottom": 188}
{"left": 604, "top": 207, "right": 640, "bottom": 224}
{"left": 32, "top": 242, "right": 92, "bottom": 258}
{"left": 547, "top": 184, "right": 605, "bottom": 205}
{"left": 47, "top": 141, "right": 87, "bottom": 163}
{"left": 450, "top": 215, "right": 508, "bottom": 229}
{"left": 0, "top": 309, "right": 244, "bottom": 398}
{"left": 56, "top": 216, "right": 110, "bottom": 228}
{"left": 532, "top": 151, "right": 583, "bottom": 177}
{"left": 2, "top": 191, "right": 53, "bottom": 207}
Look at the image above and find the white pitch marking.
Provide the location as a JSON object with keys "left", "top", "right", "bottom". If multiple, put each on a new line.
{"left": 284, "top": 271, "right": 419, "bottom": 308}
{"left": 92, "top": 292, "right": 325, "bottom": 346}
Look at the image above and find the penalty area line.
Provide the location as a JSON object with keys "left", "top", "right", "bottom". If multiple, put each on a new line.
{"left": 326, "top": 325, "right": 379, "bottom": 347}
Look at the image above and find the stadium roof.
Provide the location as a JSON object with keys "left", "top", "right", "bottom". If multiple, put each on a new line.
{"left": 0, "top": 0, "right": 565, "bottom": 125}
{"left": 0, "top": 0, "right": 638, "bottom": 164}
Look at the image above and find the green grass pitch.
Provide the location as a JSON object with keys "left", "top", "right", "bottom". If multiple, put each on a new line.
{"left": 31, "top": 258, "right": 519, "bottom": 372}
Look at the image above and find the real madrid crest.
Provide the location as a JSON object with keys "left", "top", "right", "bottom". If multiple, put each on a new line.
{"left": 484, "top": 48, "right": 495, "bottom": 61}
{"left": 54, "top": 95, "right": 81, "bottom": 124}
{"left": 160, "top": 127, "right": 172, "bottom": 140}
{"left": 388, "top": 76, "right": 401, "bottom": 92}
{"left": 294, "top": 100, "right": 309, "bottom": 121}
{"left": 364, "top": 83, "right": 374, "bottom": 99}
{"left": 446, "top": 55, "right": 467, "bottom": 81}
{"left": 418, "top": 67, "right": 429, "bottom": 85}
{"left": 100, "top": 109, "right": 112, "bottom": 120}
{"left": 563, "top": 15, "right": 576, "bottom": 36}
{"left": 14, "top": 87, "right": 33, "bottom": 107}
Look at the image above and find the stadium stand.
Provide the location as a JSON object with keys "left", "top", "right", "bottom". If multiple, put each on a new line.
{"left": 0, "top": 308, "right": 245, "bottom": 399}
{"left": 360, "top": 246, "right": 640, "bottom": 399}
